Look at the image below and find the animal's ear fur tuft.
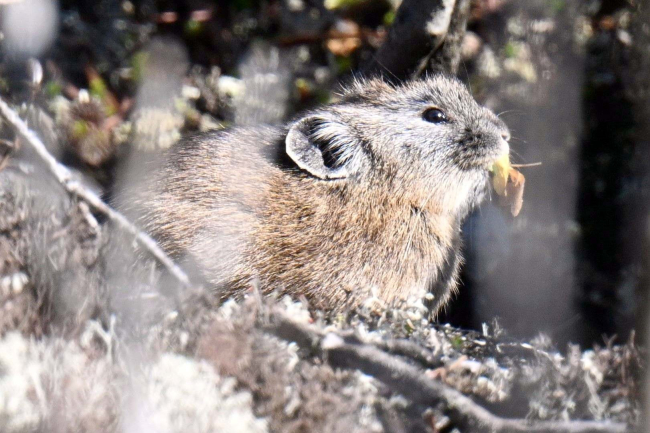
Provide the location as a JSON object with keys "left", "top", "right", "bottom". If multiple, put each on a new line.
{"left": 341, "top": 77, "right": 394, "bottom": 99}
{"left": 285, "top": 114, "right": 360, "bottom": 180}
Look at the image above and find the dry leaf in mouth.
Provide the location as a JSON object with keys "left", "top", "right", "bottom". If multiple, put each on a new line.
{"left": 503, "top": 167, "right": 525, "bottom": 217}
{"left": 490, "top": 155, "right": 526, "bottom": 217}
{"left": 491, "top": 154, "right": 510, "bottom": 196}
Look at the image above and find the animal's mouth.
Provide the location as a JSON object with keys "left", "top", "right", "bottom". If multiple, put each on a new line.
{"left": 452, "top": 137, "right": 510, "bottom": 172}
{"left": 487, "top": 137, "right": 511, "bottom": 168}
{"left": 470, "top": 139, "right": 510, "bottom": 171}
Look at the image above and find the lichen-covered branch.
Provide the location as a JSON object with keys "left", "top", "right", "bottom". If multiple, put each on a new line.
{"left": 426, "top": 0, "right": 470, "bottom": 75}
{"left": 365, "top": 0, "right": 470, "bottom": 79}
{"left": 365, "top": 0, "right": 454, "bottom": 80}
{"left": 0, "top": 97, "right": 191, "bottom": 289}
{"left": 264, "top": 312, "right": 629, "bottom": 433}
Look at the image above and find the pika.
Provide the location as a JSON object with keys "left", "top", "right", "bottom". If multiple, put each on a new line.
{"left": 134, "top": 75, "right": 510, "bottom": 314}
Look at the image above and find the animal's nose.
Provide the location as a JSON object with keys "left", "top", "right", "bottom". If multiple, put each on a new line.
{"left": 498, "top": 133, "right": 510, "bottom": 156}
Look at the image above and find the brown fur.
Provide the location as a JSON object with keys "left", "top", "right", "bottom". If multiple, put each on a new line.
{"left": 133, "top": 75, "right": 510, "bottom": 313}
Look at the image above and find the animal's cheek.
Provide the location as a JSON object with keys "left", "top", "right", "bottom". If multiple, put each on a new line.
{"left": 443, "top": 142, "right": 487, "bottom": 171}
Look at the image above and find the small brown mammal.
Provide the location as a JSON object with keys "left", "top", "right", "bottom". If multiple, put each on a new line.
{"left": 135, "top": 75, "right": 510, "bottom": 314}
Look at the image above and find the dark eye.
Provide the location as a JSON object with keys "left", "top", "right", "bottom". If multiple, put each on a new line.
{"left": 422, "top": 108, "right": 448, "bottom": 124}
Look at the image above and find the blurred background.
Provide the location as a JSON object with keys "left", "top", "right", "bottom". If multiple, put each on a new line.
{"left": 0, "top": 0, "right": 648, "bottom": 349}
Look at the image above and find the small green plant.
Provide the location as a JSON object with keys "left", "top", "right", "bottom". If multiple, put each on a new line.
{"left": 504, "top": 42, "right": 519, "bottom": 59}
{"left": 324, "top": 0, "right": 367, "bottom": 10}
{"left": 45, "top": 81, "right": 62, "bottom": 98}
{"left": 550, "top": 0, "right": 566, "bottom": 13}
{"left": 130, "top": 51, "right": 149, "bottom": 83}
{"left": 451, "top": 335, "right": 464, "bottom": 349}
{"left": 89, "top": 77, "right": 107, "bottom": 100}
{"left": 383, "top": 10, "right": 396, "bottom": 26}
{"left": 71, "top": 120, "right": 90, "bottom": 139}
{"left": 336, "top": 56, "right": 353, "bottom": 74}
{"left": 184, "top": 19, "right": 203, "bottom": 37}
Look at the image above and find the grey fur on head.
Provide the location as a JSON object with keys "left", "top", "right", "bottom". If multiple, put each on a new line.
{"left": 286, "top": 75, "right": 509, "bottom": 215}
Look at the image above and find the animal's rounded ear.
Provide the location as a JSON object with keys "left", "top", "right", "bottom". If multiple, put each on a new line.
{"left": 286, "top": 114, "right": 360, "bottom": 180}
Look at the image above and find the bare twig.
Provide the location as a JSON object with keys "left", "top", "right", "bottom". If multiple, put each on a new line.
{"left": 346, "top": 333, "right": 444, "bottom": 369}
{"left": 264, "top": 312, "right": 628, "bottom": 433}
{"left": 0, "top": 97, "right": 191, "bottom": 289}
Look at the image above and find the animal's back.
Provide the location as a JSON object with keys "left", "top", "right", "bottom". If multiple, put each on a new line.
{"left": 137, "top": 127, "right": 284, "bottom": 289}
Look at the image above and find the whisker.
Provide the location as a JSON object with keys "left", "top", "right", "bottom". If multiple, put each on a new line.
{"left": 486, "top": 181, "right": 494, "bottom": 204}
{"left": 462, "top": 61, "right": 473, "bottom": 96}
{"left": 497, "top": 109, "right": 527, "bottom": 118}
{"left": 508, "top": 148, "right": 526, "bottom": 162}
{"left": 367, "top": 53, "right": 401, "bottom": 83}
{"left": 510, "top": 135, "right": 528, "bottom": 145}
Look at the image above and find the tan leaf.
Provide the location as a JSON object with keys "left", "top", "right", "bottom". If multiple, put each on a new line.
{"left": 505, "top": 167, "right": 525, "bottom": 217}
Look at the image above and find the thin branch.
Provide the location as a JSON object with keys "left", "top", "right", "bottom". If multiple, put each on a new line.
{"left": 264, "top": 312, "right": 629, "bottom": 433}
{"left": 345, "top": 333, "right": 444, "bottom": 369}
{"left": 0, "top": 97, "right": 191, "bottom": 289}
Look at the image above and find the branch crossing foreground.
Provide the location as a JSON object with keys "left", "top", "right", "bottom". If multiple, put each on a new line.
{"left": 0, "top": 97, "right": 630, "bottom": 433}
